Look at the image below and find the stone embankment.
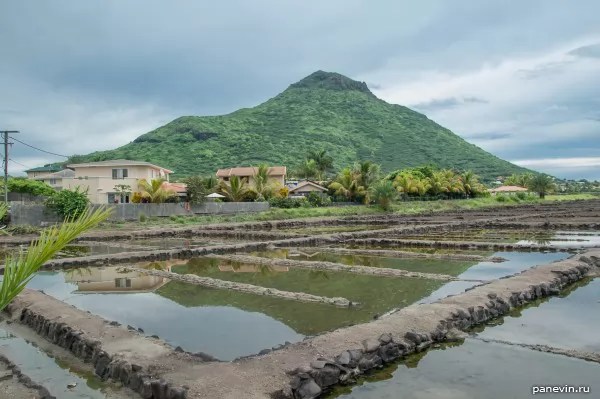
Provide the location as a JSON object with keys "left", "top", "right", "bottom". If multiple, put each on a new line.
{"left": 0, "top": 353, "right": 55, "bottom": 399}
{"left": 289, "top": 247, "right": 506, "bottom": 262}
{"left": 122, "top": 266, "right": 355, "bottom": 306}
{"left": 204, "top": 254, "right": 478, "bottom": 282}
{"left": 346, "top": 238, "right": 582, "bottom": 252}
{"left": 4, "top": 251, "right": 598, "bottom": 398}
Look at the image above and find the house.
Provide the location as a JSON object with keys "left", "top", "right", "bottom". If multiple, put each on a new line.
{"left": 61, "top": 159, "right": 174, "bottom": 204}
{"left": 487, "top": 185, "right": 529, "bottom": 196}
{"left": 216, "top": 166, "right": 286, "bottom": 187}
{"left": 288, "top": 180, "right": 328, "bottom": 197}
{"left": 162, "top": 182, "right": 188, "bottom": 200}
{"left": 25, "top": 165, "right": 63, "bottom": 179}
{"left": 26, "top": 166, "right": 74, "bottom": 191}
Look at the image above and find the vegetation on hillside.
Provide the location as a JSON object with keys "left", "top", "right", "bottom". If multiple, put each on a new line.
{"left": 68, "top": 71, "right": 531, "bottom": 182}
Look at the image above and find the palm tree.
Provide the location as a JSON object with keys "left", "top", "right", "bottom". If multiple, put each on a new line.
{"left": 428, "top": 171, "right": 449, "bottom": 196}
{"left": 307, "top": 149, "right": 333, "bottom": 175}
{"left": 353, "top": 161, "right": 381, "bottom": 189}
{"left": 369, "top": 180, "right": 396, "bottom": 210}
{"left": 203, "top": 176, "right": 219, "bottom": 192}
{"left": 219, "top": 175, "right": 250, "bottom": 201}
{"left": 329, "top": 168, "right": 365, "bottom": 202}
{"left": 252, "top": 164, "right": 278, "bottom": 200}
{"left": 528, "top": 174, "right": 555, "bottom": 199}
{"left": 1, "top": 207, "right": 112, "bottom": 312}
{"left": 138, "top": 178, "right": 177, "bottom": 203}
{"left": 460, "top": 171, "right": 479, "bottom": 197}
{"left": 296, "top": 159, "right": 321, "bottom": 179}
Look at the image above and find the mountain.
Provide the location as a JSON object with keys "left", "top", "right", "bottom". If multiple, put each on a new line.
{"left": 73, "top": 70, "right": 531, "bottom": 181}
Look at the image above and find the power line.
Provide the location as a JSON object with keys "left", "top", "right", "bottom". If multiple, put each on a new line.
{"left": 1, "top": 130, "right": 18, "bottom": 203}
{"left": 9, "top": 136, "right": 69, "bottom": 158}
{"left": 9, "top": 158, "right": 30, "bottom": 169}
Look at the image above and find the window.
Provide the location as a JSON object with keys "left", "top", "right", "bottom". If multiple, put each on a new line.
{"left": 115, "top": 278, "right": 132, "bottom": 288}
{"left": 107, "top": 193, "right": 115, "bottom": 204}
{"left": 151, "top": 169, "right": 155, "bottom": 179}
{"left": 49, "top": 179, "right": 57, "bottom": 185}
{"left": 112, "top": 168, "right": 128, "bottom": 179}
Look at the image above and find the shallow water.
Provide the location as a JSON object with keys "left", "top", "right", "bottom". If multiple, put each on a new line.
{"left": 27, "top": 269, "right": 302, "bottom": 360}
{"left": 477, "top": 278, "right": 600, "bottom": 352}
{"left": 329, "top": 339, "right": 598, "bottom": 399}
{"left": 282, "top": 225, "right": 393, "bottom": 235}
{"left": 0, "top": 326, "right": 111, "bottom": 398}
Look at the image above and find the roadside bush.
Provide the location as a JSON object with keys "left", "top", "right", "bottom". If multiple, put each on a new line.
{"left": 45, "top": 187, "right": 90, "bottom": 219}
{"left": 139, "top": 213, "right": 147, "bottom": 223}
{"left": 277, "top": 187, "right": 289, "bottom": 198}
{"left": 8, "top": 178, "right": 56, "bottom": 197}
{"left": 307, "top": 192, "right": 331, "bottom": 207}
{"left": 495, "top": 195, "right": 508, "bottom": 202}
{"left": 510, "top": 195, "right": 521, "bottom": 203}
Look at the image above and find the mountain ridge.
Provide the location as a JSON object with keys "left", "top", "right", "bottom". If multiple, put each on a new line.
{"left": 71, "top": 70, "right": 531, "bottom": 181}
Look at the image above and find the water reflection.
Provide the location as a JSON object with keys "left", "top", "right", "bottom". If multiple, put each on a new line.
{"left": 62, "top": 265, "right": 168, "bottom": 293}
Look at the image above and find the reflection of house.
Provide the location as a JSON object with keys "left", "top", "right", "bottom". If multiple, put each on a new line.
{"left": 218, "top": 265, "right": 289, "bottom": 272}
{"left": 60, "top": 159, "right": 174, "bottom": 204}
{"left": 216, "top": 166, "right": 286, "bottom": 187}
{"left": 288, "top": 180, "right": 328, "bottom": 197}
{"left": 64, "top": 266, "right": 170, "bottom": 293}
{"left": 487, "top": 185, "right": 529, "bottom": 196}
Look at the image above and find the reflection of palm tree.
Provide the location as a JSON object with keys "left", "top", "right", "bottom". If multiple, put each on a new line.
{"left": 143, "top": 262, "right": 166, "bottom": 271}
{"left": 64, "top": 267, "right": 92, "bottom": 279}
{"left": 187, "top": 258, "right": 219, "bottom": 273}
{"left": 257, "top": 264, "right": 275, "bottom": 277}
{"left": 309, "top": 269, "right": 330, "bottom": 280}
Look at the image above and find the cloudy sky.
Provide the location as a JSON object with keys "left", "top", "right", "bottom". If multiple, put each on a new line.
{"left": 1, "top": 0, "right": 599, "bottom": 180}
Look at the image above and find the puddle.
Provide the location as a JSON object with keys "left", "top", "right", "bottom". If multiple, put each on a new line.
{"left": 328, "top": 338, "right": 598, "bottom": 399}
{"left": 0, "top": 325, "right": 115, "bottom": 398}
{"left": 27, "top": 266, "right": 303, "bottom": 361}
{"left": 417, "top": 251, "right": 570, "bottom": 304}
{"left": 476, "top": 278, "right": 600, "bottom": 352}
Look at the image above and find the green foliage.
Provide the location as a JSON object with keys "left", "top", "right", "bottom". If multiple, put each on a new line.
{"left": 0, "top": 207, "right": 112, "bottom": 312}
{"left": 219, "top": 176, "right": 250, "bottom": 202}
{"left": 45, "top": 187, "right": 90, "bottom": 219}
{"left": 295, "top": 159, "right": 321, "bottom": 180}
{"left": 528, "top": 174, "right": 555, "bottom": 199}
{"left": 329, "top": 168, "right": 366, "bottom": 203}
{"left": 306, "top": 191, "right": 331, "bottom": 207}
{"left": 182, "top": 175, "right": 207, "bottom": 204}
{"left": 252, "top": 164, "right": 279, "bottom": 200}
{"left": 369, "top": 180, "right": 396, "bottom": 210}
{"left": 268, "top": 197, "right": 306, "bottom": 208}
{"left": 495, "top": 195, "right": 508, "bottom": 202}
{"left": 8, "top": 178, "right": 55, "bottom": 197}
{"left": 139, "top": 213, "right": 148, "bottom": 222}
{"left": 138, "top": 178, "right": 176, "bottom": 203}
{"left": 515, "top": 191, "right": 528, "bottom": 200}
{"left": 70, "top": 71, "right": 531, "bottom": 182}
{"left": 306, "top": 149, "right": 334, "bottom": 176}
{"left": 392, "top": 167, "right": 485, "bottom": 200}
{"left": 505, "top": 173, "right": 534, "bottom": 187}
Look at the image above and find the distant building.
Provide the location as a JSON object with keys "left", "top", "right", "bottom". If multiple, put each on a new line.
{"left": 288, "top": 180, "right": 328, "bottom": 197}
{"left": 25, "top": 165, "right": 63, "bottom": 180}
{"left": 216, "top": 166, "right": 287, "bottom": 187}
{"left": 25, "top": 166, "right": 74, "bottom": 191}
{"left": 61, "top": 159, "right": 174, "bottom": 204}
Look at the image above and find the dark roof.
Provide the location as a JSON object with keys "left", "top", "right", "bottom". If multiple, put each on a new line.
{"left": 25, "top": 165, "right": 63, "bottom": 173}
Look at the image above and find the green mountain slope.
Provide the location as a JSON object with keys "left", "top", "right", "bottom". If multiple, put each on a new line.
{"left": 75, "top": 71, "right": 530, "bottom": 181}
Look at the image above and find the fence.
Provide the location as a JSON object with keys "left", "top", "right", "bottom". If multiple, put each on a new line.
{"left": 9, "top": 202, "right": 270, "bottom": 226}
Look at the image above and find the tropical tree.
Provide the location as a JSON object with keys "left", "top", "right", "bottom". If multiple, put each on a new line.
{"left": 252, "top": 164, "right": 278, "bottom": 200}
{"left": 428, "top": 171, "right": 449, "bottom": 196}
{"left": 353, "top": 161, "right": 381, "bottom": 189}
{"left": 182, "top": 175, "right": 207, "bottom": 204}
{"left": 0, "top": 206, "right": 112, "bottom": 312}
{"left": 329, "top": 168, "right": 366, "bottom": 202}
{"left": 528, "top": 174, "right": 555, "bottom": 199}
{"left": 138, "top": 178, "right": 177, "bottom": 203}
{"left": 505, "top": 173, "right": 534, "bottom": 187}
{"left": 460, "top": 171, "right": 482, "bottom": 197}
{"left": 219, "top": 176, "right": 250, "bottom": 201}
{"left": 307, "top": 149, "right": 333, "bottom": 176}
{"left": 203, "top": 176, "right": 219, "bottom": 192}
{"left": 296, "top": 159, "right": 321, "bottom": 180}
{"left": 369, "top": 180, "right": 396, "bottom": 210}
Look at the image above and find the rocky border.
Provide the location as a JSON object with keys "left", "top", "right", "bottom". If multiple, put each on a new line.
{"left": 0, "top": 354, "right": 56, "bottom": 399}
{"left": 5, "top": 303, "right": 189, "bottom": 399}
{"left": 282, "top": 254, "right": 600, "bottom": 399}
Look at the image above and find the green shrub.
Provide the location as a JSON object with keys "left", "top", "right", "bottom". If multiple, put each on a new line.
{"left": 268, "top": 197, "right": 305, "bottom": 208}
{"left": 515, "top": 191, "right": 527, "bottom": 200}
{"left": 139, "top": 213, "right": 148, "bottom": 222}
{"left": 169, "top": 215, "right": 179, "bottom": 222}
{"left": 307, "top": 192, "right": 331, "bottom": 207}
{"left": 495, "top": 195, "right": 508, "bottom": 202}
{"left": 510, "top": 195, "right": 521, "bottom": 203}
{"left": 45, "top": 187, "right": 90, "bottom": 219}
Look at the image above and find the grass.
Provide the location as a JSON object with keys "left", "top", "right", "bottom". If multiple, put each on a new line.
{"left": 95, "top": 194, "right": 595, "bottom": 230}
{"left": 66, "top": 71, "right": 532, "bottom": 182}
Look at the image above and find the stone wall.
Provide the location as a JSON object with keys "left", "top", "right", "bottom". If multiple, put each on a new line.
{"left": 9, "top": 202, "right": 270, "bottom": 226}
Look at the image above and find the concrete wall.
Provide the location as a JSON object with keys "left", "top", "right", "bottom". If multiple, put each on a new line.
{"left": 9, "top": 202, "right": 270, "bottom": 226}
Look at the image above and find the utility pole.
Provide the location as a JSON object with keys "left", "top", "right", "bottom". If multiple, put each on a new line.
{"left": 0, "top": 130, "right": 19, "bottom": 203}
